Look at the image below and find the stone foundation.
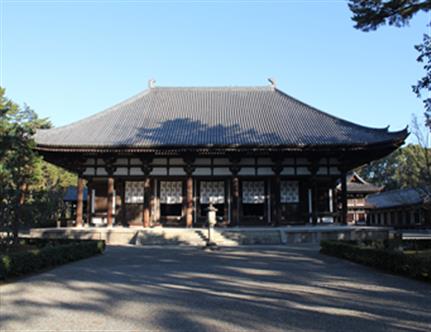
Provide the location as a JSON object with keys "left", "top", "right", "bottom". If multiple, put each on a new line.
{"left": 22, "top": 226, "right": 390, "bottom": 246}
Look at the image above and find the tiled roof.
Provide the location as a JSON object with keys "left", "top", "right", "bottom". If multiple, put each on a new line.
{"left": 365, "top": 188, "right": 429, "bottom": 209}
{"left": 34, "top": 86, "right": 408, "bottom": 149}
{"left": 346, "top": 172, "right": 383, "bottom": 193}
{"left": 347, "top": 182, "right": 382, "bottom": 194}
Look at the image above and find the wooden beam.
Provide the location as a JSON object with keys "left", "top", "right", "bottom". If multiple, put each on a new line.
{"left": 107, "top": 177, "right": 114, "bottom": 227}
{"left": 76, "top": 177, "right": 84, "bottom": 227}
{"left": 185, "top": 176, "right": 193, "bottom": 228}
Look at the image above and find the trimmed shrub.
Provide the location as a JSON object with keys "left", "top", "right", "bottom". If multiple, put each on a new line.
{"left": 320, "top": 240, "right": 431, "bottom": 283}
{"left": 401, "top": 239, "right": 431, "bottom": 251}
{"left": 0, "top": 239, "right": 105, "bottom": 279}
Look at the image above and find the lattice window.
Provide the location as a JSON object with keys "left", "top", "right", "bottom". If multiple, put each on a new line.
{"left": 125, "top": 181, "right": 144, "bottom": 203}
{"left": 242, "top": 181, "right": 265, "bottom": 204}
{"left": 200, "top": 181, "right": 225, "bottom": 204}
{"left": 280, "top": 181, "right": 299, "bottom": 203}
{"left": 160, "top": 181, "right": 183, "bottom": 204}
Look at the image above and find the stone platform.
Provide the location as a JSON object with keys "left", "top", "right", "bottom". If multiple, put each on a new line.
{"left": 22, "top": 225, "right": 390, "bottom": 246}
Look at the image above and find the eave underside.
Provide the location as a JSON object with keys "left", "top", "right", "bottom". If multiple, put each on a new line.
{"left": 36, "top": 139, "right": 403, "bottom": 175}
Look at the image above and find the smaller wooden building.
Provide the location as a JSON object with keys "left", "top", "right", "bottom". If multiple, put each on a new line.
{"left": 337, "top": 173, "right": 382, "bottom": 224}
{"left": 366, "top": 188, "right": 431, "bottom": 228}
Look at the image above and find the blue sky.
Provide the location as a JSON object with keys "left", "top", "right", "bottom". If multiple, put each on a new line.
{"left": 1, "top": 0, "right": 429, "bottom": 139}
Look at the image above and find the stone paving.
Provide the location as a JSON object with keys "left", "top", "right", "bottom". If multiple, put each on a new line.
{"left": 0, "top": 245, "right": 430, "bottom": 331}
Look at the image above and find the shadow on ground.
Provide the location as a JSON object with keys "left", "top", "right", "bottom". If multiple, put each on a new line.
{"left": 1, "top": 245, "right": 430, "bottom": 331}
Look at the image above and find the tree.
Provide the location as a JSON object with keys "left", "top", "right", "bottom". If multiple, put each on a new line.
{"left": 0, "top": 88, "right": 76, "bottom": 241}
{"left": 410, "top": 113, "right": 431, "bottom": 189}
{"left": 349, "top": 0, "right": 431, "bottom": 129}
{"left": 357, "top": 113, "right": 431, "bottom": 191}
{"left": 412, "top": 33, "right": 431, "bottom": 128}
{"left": 1, "top": 88, "right": 49, "bottom": 239}
{"left": 357, "top": 144, "right": 430, "bottom": 190}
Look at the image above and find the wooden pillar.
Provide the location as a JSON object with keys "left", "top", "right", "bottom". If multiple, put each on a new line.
{"left": 185, "top": 176, "right": 193, "bottom": 228}
{"left": 141, "top": 157, "right": 154, "bottom": 228}
{"left": 332, "top": 183, "right": 339, "bottom": 223}
{"left": 107, "top": 177, "right": 114, "bottom": 227}
{"left": 86, "top": 181, "right": 92, "bottom": 225}
{"left": 143, "top": 178, "right": 151, "bottom": 227}
{"left": 150, "top": 179, "right": 157, "bottom": 225}
{"left": 312, "top": 180, "right": 318, "bottom": 225}
{"left": 121, "top": 180, "right": 127, "bottom": 226}
{"left": 307, "top": 187, "right": 313, "bottom": 224}
{"left": 76, "top": 177, "right": 84, "bottom": 227}
{"left": 232, "top": 176, "right": 240, "bottom": 226}
{"left": 341, "top": 171, "right": 348, "bottom": 225}
{"left": 271, "top": 158, "right": 283, "bottom": 227}
{"left": 182, "top": 158, "right": 195, "bottom": 228}
{"left": 274, "top": 174, "right": 281, "bottom": 226}
{"left": 307, "top": 160, "right": 319, "bottom": 225}
{"left": 329, "top": 187, "right": 334, "bottom": 213}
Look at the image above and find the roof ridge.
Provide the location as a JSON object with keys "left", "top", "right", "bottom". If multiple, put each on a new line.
{"left": 151, "top": 85, "right": 274, "bottom": 91}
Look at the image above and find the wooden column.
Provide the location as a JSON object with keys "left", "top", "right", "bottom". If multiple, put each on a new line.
{"left": 307, "top": 187, "right": 313, "bottom": 224}
{"left": 76, "top": 177, "right": 84, "bottom": 227}
{"left": 228, "top": 155, "right": 241, "bottom": 227}
{"left": 271, "top": 159, "right": 283, "bottom": 227}
{"left": 107, "top": 177, "right": 114, "bottom": 227}
{"left": 140, "top": 155, "right": 154, "bottom": 228}
{"left": 86, "top": 180, "right": 92, "bottom": 225}
{"left": 150, "top": 179, "right": 157, "bottom": 225}
{"left": 228, "top": 158, "right": 241, "bottom": 227}
{"left": 121, "top": 180, "right": 127, "bottom": 226}
{"left": 307, "top": 160, "right": 319, "bottom": 225}
{"left": 341, "top": 171, "right": 348, "bottom": 225}
{"left": 182, "top": 158, "right": 195, "bottom": 228}
{"left": 185, "top": 176, "right": 193, "bottom": 228}
{"left": 312, "top": 180, "right": 318, "bottom": 225}
{"left": 143, "top": 178, "right": 151, "bottom": 227}
{"left": 231, "top": 176, "right": 240, "bottom": 226}
{"left": 274, "top": 174, "right": 281, "bottom": 226}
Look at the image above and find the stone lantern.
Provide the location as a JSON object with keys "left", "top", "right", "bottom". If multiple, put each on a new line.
{"left": 204, "top": 203, "right": 218, "bottom": 249}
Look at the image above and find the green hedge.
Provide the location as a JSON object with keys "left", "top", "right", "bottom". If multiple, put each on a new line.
{"left": 0, "top": 239, "right": 105, "bottom": 279}
{"left": 320, "top": 240, "right": 431, "bottom": 283}
{"left": 401, "top": 239, "right": 431, "bottom": 251}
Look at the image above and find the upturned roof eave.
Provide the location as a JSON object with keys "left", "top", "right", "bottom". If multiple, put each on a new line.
{"left": 34, "top": 134, "right": 408, "bottom": 154}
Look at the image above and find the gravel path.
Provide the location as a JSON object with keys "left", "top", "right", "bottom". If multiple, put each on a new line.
{"left": 1, "top": 245, "right": 430, "bottom": 331}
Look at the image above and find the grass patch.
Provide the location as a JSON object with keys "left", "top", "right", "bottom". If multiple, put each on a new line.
{"left": 0, "top": 238, "right": 105, "bottom": 280}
